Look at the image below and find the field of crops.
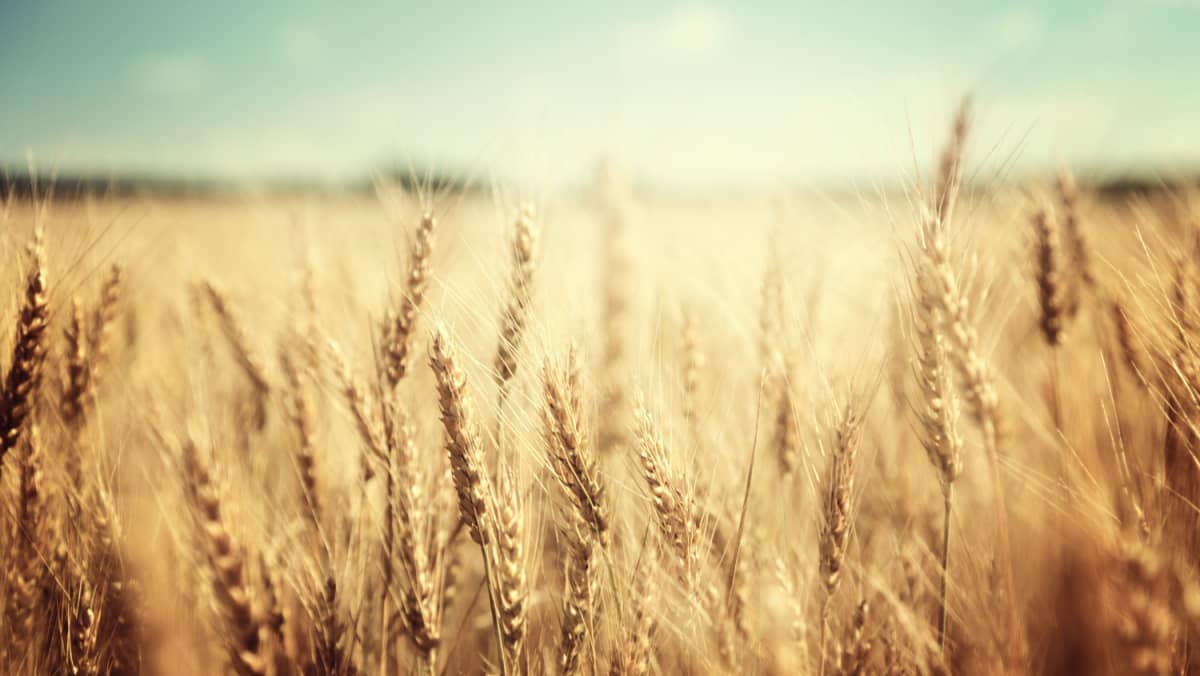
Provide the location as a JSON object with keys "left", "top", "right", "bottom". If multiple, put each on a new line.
{"left": 1, "top": 105, "right": 1198, "bottom": 675}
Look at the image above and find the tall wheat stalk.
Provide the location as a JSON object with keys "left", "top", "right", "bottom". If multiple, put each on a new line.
{"left": 818, "top": 403, "right": 862, "bottom": 676}
{"left": 429, "top": 325, "right": 507, "bottom": 676}
{"left": 922, "top": 101, "right": 1023, "bottom": 666}
{"left": 912, "top": 259, "right": 963, "bottom": 651}
{"left": 0, "top": 228, "right": 49, "bottom": 472}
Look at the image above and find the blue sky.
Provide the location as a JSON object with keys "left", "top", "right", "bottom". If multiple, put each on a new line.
{"left": 2, "top": 1, "right": 1198, "bottom": 187}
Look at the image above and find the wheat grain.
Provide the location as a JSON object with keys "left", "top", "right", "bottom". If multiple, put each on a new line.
{"left": 1032, "top": 206, "right": 1067, "bottom": 347}
{"left": 0, "top": 229, "right": 49, "bottom": 471}
{"left": 494, "top": 204, "right": 539, "bottom": 393}
{"left": 383, "top": 211, "right": 436, "bottom": 387}
{"left": 543, "top": 349, "right": 609, "bottom": 543}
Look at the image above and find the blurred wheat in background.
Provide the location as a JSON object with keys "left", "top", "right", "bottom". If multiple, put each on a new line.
{"left": 5, "top": 2, "right": 1200, "bottom": 675}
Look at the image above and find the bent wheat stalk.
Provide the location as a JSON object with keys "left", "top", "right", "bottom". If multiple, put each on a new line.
{"left": 429, "top": 325, "right": 507, "bottom": 675}
{"left": 818, "top": 403, "right": 863, "bottom": 676}
{"left": 0, "top": 228, "right": 49, "bottom": 472}
{"left": 912, "top": 261, "right": 964, "bottom": 651}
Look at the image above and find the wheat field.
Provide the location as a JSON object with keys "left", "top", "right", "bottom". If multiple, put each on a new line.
{"left": 1, "top": 104, "right": 1199, "bottom": 675}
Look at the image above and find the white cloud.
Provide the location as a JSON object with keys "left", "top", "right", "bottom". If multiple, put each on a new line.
{"left": 1127, "top": 0, "right": 1200, "bottom": 8}
{"left": 128, "top": 53, "right": 211, "bottom": 96}
{"left": 621, "top": 5, "right": 732, "bottom": 64}
{"left": 661, "top": 6, "right": 729, "bottom": 56}
{"left": 277, "top": 23, "right": 326, "bottom": 67}
{"left": 993, "top": 7, "right": 1047, "bottom": 50}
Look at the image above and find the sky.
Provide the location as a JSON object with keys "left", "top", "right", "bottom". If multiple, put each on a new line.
{"left": 1, "top": 1, "right": 1198, "bottom": 189}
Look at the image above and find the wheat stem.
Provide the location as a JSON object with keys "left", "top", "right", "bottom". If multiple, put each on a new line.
{"left": 479, "top": 539, "right": 508, "bottom": 676}
{"left": 939, "top": 482, "right": 954, "bottom": 652}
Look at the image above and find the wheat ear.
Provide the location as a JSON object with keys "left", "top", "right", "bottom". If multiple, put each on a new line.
{"left": 542, "top": 348, "right": 609, "bottom": 543}
{"left": 494, "top": 204, "right": 539, "bottom": 394}
{"left": 428, "top": 325, "right": 506, "bottom": 674}
{"left": 912, "top": 261, "right": 964, "bottom": 651}
{"left": 181, "top": 440, "right": 272, "bottom": 675}
{"left": 383, "top": 211, "right": 436, "bottom": 387}
{"left": 0, "top": 228, "right": 49, "bottom": 471}
{"left": 818, "top": 404, "right": 862, "bottom": 676}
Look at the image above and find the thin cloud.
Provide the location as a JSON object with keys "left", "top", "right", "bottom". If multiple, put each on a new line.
{"left": 621, "top": 5, "right": 732, "bottom": 64}
{"left": 128, "top": 53, "right": 211, "bottom": 96}
{"left": 276, "top": 23, "right": 326, "bottom": 67}
{"left": 1128, "top": 0, "right": 1200, "bottom": 7}
{"left": 661, "top": 6, "right": 730, "bottom": 56}
{"left": 993, "top": 7, "right": 1047, "bottom": 50}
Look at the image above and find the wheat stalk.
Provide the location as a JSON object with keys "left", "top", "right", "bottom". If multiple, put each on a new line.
{"left": 180, "top": 440, "right": 272, "bottom": 676}
{"left": 428, "top": 324, "right": 507, "bottom": 674}
{"left": 558, "top": 521, "right": 596, "bottom": 676}
{"left": 387, "top": 402, "right": 441, "bottom": 666}
{"left": 88, "top": 262, "right": 123, "bottom": 382}
{"left": 633, "top": 392, "right": 699, "bottom": 584}
{"left": 1056, "top": 168, "right": 1094, "bottom": 296}
{"left": 933, "top": 97, "right": 970, "bottom": 223}
{"left": 1032, "top": 205, "right": 1067, "bottom": 348}
{"left": 329, "top": 340, "right": 386, "bottom": 482}
{"left": 919, "top": 113, "right": 1023, "bottom": 663}
{"left": 280, "top": 346, "right": 322, "bottom": 532}
{"left": 311, "top": 577, "right": 352, "bottom": 675}
{"left": 62, "top": 296, "right": 92, "bottom": 430}
{"left": 1113, "top": 300, "right": 1149, "bottom": 388}
{"left": 610, "top": 555, "right": 656, "bottom": 676}
{"left": 912, "top": 260, "right": 964, "bottom": 651}
{"left": 773, "top": 354, "right": 800, "bottom": 476}
{"left": 494, "top": 204, "right": 539, "bottom": 394}
{"left": 494, "top": 468, "right": 527, "bottom": 671}
{"left": 0, "top": 228, "right": 49, "bottom": 472}
{"left": 4, "top": 425, "right": 44, "bottom": 663}
{"left": 429, "top": 326, "right": 492, "bottom": 547}
{"left": 819, "top": 404, "right": 862, "bottom": 595}
{"left": 818, "top": 403, "right": 862, "bottom": 676}
{"left": 383, "top": 211, "right": 436, "bottom": 387}
{"left": 203, "top": 281, "right": 271, "bottom": 429}
{"left": 543, "top": 349, "right": 609, "bottom": 543}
